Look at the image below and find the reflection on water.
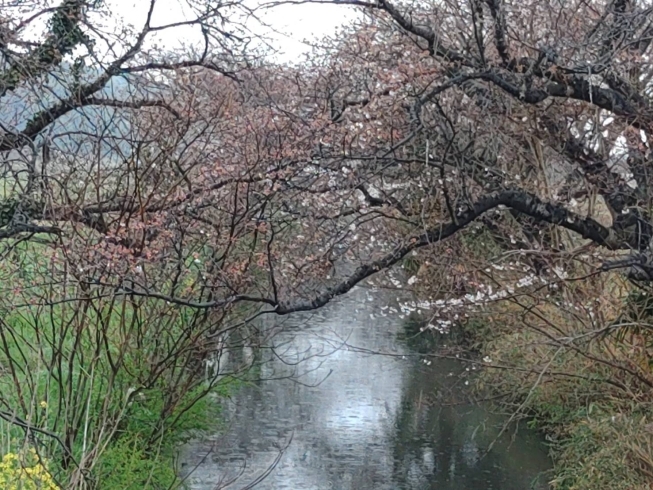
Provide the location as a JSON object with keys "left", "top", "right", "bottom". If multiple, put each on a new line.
{"left": 181, "top": 286, "right": 551, "bottom": 489}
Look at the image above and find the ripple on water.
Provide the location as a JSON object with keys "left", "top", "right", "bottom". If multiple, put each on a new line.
{"left": 180, "top": 288, "right": 551, "bottom": 490}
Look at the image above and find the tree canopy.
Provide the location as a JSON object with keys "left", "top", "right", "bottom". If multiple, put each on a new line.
{"left": 2, "top": 0, "right": 653, "bottom": 486}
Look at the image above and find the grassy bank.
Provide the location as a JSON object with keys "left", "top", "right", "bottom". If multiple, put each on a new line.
{"left": 408, "top": 228, "right": 653, "bottom": 489}
{"left": 0, "top": 303, "right": 231, "bottom": 489}
{"left": 0, "top": 241, "right": 241, "bottom": 489}
{"left": 467, "top": 278, "right": 653, "bottom": 490}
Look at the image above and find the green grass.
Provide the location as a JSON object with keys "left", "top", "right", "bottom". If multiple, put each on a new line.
{"left": 0, "top": 241, "right": 237, "bottom": 489}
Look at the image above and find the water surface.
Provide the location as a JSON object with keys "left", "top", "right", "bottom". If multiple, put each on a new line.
{"left": 181, "top": 286, "right": 551, "bottom": 489}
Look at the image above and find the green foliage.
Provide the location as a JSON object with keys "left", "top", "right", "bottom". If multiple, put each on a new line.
{"left": 0, "top": 448, "right": 60, "bottom": 490}
{"left": 47, "top": 0, "right": 90, "bottom": 56}
{"left": 460, "top": 226, "right": 502, "bottom": 261}
{"left": 93, "top": 435, "right": 178, "bottom": 490}
{"left": 0, "top": 243, "right": 234, "bottom": 489}
{"left": 396, "top": 316, "right": 434, "bottom": 352}
{"left": 401, "top": 255, "right": 420, "bottom": 276}
{"left": 122, "top": 384, "right": 224, "bottom": 447}
{"left": 476, "top": 311, "right": 653, "bottom": 490}
{"left": 620, "top": 289, "right": 653, "bottom": 326}
{"left": 550, "top": 409, "right": 653, "bottom": 490}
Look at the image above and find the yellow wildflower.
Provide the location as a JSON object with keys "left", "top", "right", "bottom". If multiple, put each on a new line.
{"left": 0, "top": 448, "right": 59, "bottom": 490}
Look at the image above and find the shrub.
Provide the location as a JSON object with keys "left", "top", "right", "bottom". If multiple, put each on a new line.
{"left": 0, "top": 448, "right": 60, "bottom": 490}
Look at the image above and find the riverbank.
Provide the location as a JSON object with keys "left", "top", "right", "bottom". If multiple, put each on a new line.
{"left": 402, "top": 222, "right": 653, "bottom": 490}
{"left": 434, "top": 269, "right": 653, "bottom": 489}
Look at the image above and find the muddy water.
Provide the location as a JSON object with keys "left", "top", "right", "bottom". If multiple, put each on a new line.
{"left": 180, "top": 286, "right": 551, "bottom": 489}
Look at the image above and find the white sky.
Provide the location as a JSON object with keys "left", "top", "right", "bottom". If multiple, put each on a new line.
{"left": 105, "top": 0, "right": 358, "bottom": 63}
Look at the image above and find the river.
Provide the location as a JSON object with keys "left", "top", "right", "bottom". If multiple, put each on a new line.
{"left": 180, "top": 285, "right": 552, "bottom": 489}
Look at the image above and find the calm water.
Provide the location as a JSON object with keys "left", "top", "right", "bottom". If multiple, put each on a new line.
{"left": 180, "top": 286, "right": 551, "bottom": 489}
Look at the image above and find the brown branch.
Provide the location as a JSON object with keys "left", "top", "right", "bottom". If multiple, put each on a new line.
{"left": 477, "top": 70, "right": 652, "bottom": 126}
{"left": 83, "top": 97, "right": 181, "bottom": 118}
{"left": 121, "top": 60, "right": 238, "bottom": 80}
{"left": 275, "top": 188, "right": 622, "bottom": 314}
{"left": 74, "top": 189, "right": 630, "bottom": 318}
{"left": 0, "top": 0, "right": 236, "bottom": 152}
{"left": 0, "top": 223, "right": 61, "bottom": 240}
{"left": 275, "top": 0, "right": 468, "bottom": 62}
{"left": 376, "top": 0, "right": 467, "bottom": 62}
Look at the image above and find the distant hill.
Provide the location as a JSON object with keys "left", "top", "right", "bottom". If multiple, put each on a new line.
{"left": 0, "top": 63, "right": 158, "bottom": 160}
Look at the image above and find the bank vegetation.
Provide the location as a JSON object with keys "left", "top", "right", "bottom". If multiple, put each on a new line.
{"left": 1, "top": 0, "right": 653, "bottom": 487}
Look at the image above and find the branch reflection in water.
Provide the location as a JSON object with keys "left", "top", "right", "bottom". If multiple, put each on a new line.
{"left": 180, "top": 286, "right": 551, "bottom": 489}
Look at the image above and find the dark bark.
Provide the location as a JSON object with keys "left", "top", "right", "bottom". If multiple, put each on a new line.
{"left": 485, "top": 0, "right": 511, "bottom": 65}
{"left": 274, "top": 188, "right": 625, "bottom": 314}
{"left": 0, "top": 0, "right": 87, "bottom": 97}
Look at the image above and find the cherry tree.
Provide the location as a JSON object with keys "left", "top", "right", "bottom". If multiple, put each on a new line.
{"left": 2, "top": 0, "right": 653, "bottom": 486}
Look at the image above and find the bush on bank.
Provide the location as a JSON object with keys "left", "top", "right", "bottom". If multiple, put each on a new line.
{"left": 0, "top": 243, "right": 234, "bottom": 488}
{"left": 409, "top": 229, "right": 653, "bottom": 490}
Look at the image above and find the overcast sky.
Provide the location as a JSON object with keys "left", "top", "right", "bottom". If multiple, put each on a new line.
{"left": 104, "top": 0, "right": 358, "bottom": 63}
